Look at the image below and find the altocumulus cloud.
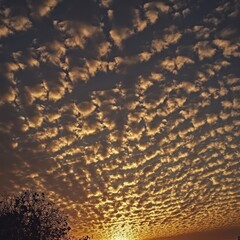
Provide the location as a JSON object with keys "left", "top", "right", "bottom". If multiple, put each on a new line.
{"left": 0, "top": 0, "right": 240, "bottom": 240}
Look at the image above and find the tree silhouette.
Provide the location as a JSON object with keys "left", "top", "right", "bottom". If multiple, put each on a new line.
{"left": 0, "top": 190, "right": 71, "bottom": 240}
{"left": 79, "top": 236, "right": 90, "bottom": 240}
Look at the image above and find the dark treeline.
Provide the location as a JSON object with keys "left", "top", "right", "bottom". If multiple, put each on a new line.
{"left": 0, "top": 190, "right": 89, "bottom": 240}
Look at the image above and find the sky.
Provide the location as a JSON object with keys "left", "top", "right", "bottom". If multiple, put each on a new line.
{"left": 0, "top": 0, "right": 240, "bottom": 239}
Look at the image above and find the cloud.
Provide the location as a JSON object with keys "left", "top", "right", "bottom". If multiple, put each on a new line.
{"left": 27, "top": 0, "right": 60, "bottom": 18}
{"left": 4, "top": 16, "right": 32, "bottom": 31}
{"left": 46, "top": 112, "right": 61, "bottom": 123}
{"left": 151, "top": 26, "right": 182, "bottom": 53}
{"left": 160, "top": 56, "right": 194, "bottom": 74}
{"left": 108, "top": 51, "right": 152, "bottom": 74}
{"left": 37, "top": 41, "right": 66, "bottom": 66}
{"left": 143, "top": 2, "right": 170, "bottom": 24}
{"left": 132, "top": 9, "right": 148, "bottom": 32}
{"left": 69, "top": 66, "right": 90, "bottom": 83}
{"left": 144, "top": 2, "right": 170, "bottom": 15}
{"left": 97, "top": 41, "right": 112, "bottom": 58}
{"left": 144, "top": 9, "right": 159, "bottom": 24}
{"left": 75, "top": 102, "right": 96, "bottom": 117}
{"left": 194, "top": 41, "right": 216, "bottom": 60}
{"left": 85, "top": 59, "right": 108, "bottom": 76}
{"left": 0, "top": 8, "right": 32, "bottom": 38}
{"left": 108, "top": 2, "right": 171, "bottom": 48}
{"left": 215, "top": 1, "right": 231, "bottom": 14}
{"left": 191, "top": 25, "right": 212, "bottom": 40}
{"left": 213, "top": 39, "right": 240, "bottom": 57}
{"left": 110, "top": 27, "right": 134, "bottom": 48}
{"left": 47, "top": 83, "right": 66, "bottom": 102}
{"left": 0, "top": 87, "right": 17, "bottom": 106}
{"left": 24, "top": 83, "right": 47, "bottom": 105}
{"left": 99, "top": 0, "right": 112, "bottom": 8}
{"left": 27, "top": 106, "right": 44, "bottom": 129}
{"left": 12, "top": 49, "right": 40, "bottom": 68}
{"left": 0, "top": 24, "right": 12, "bottom": 38}
{"left": 82, "top": 115, "right": 102, "bottom": 136}
{"left": 217, "top": 27, "right": 237, "bottom": 39}
{"left": 34, "top": 127, "right": 58, "bottom": 141}
{"left": 54, "top": 20, "right": 101, "bottom": 49}
{"left": 0, "top": 1, "right": 240, "bottom": 240}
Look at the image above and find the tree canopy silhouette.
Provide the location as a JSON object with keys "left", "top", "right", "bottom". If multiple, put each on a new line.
{"left": 0, "top": 190, "right": 71, "bottom": 240}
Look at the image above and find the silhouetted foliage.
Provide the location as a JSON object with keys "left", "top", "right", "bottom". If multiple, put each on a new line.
{"left": 79, "top": 236, "right": 90, "bottom": 240}
{"left": 0, "top": 190, "right": 71, "bottom": 240}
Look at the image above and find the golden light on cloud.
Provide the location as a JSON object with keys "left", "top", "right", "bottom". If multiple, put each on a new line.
{"left": 0, "top": 0, "right": 240, "bottom": 240}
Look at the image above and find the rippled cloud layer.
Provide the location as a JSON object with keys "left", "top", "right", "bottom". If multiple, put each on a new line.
{"left": 0, "top": 0, "right": 240, "bottom": 239}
